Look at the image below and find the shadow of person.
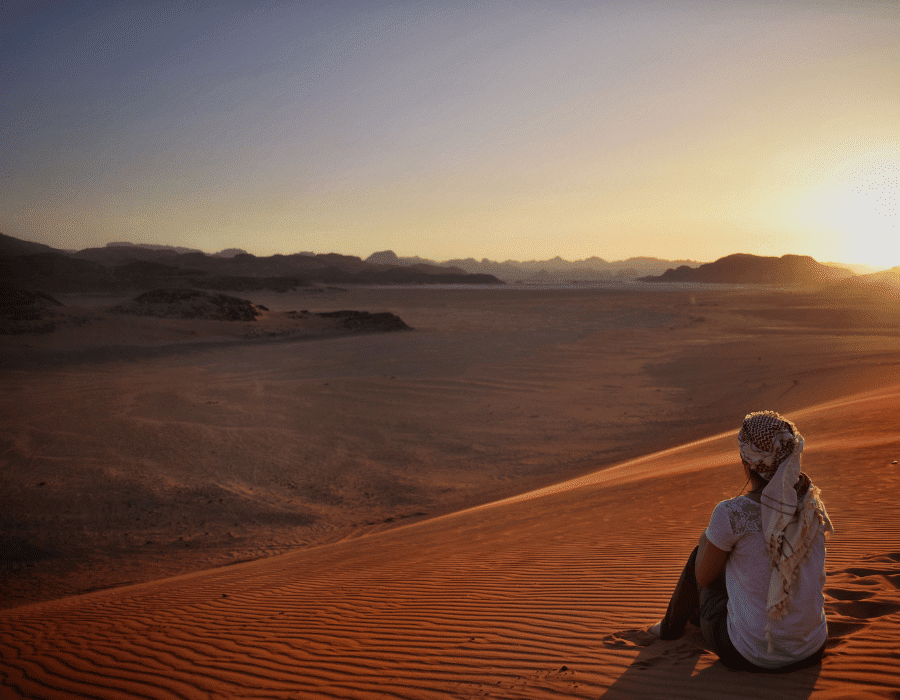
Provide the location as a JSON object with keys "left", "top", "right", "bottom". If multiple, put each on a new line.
{"left": 599, "top": 628, "right": 822, "bottom": 699}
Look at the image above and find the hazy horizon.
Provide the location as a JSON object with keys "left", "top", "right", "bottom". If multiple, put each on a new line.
{"left": 2, "top": 1, "right": 897, "bottom": 267}
{"left": 7, "top": 230, "right": 888, "bottom": 273}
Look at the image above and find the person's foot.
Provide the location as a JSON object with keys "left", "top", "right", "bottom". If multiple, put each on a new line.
{"left": 648, "top": 621, "right": 662, "bottom": 637}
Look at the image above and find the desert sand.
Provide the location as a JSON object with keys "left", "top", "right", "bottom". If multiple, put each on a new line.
{"left": 2, "top": 283, "right": 900, "bottom": 698}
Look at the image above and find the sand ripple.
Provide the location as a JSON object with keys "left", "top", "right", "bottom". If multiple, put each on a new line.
{"left": 3, "top": 383, "right": 900, "bottom": 698}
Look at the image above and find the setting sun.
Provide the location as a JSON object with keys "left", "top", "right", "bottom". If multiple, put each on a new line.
{"left": 789, "top": 144, "right": 899, "bottom": 268}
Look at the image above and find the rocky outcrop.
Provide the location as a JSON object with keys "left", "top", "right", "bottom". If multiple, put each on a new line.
{"left": 316, "top": 310, "right": 412, "bottom": 332}
{"left": 0, "top": 288, "right": 65, "bottom": 334}
{"left": 110, "top": 289, "right": 265, "bottom": 321}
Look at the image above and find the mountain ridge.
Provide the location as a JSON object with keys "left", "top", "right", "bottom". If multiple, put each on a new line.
{"left": 0, "top": 234, "right": 502, "bottom": 293}
{"left": 640, "top": 253, "right": 854, "bottom": 285}
{"left": 1, "top": 233, "right": 877, "bottom": 291}
{"left": 366, "top": 249, "right": 702, "bottom": 283}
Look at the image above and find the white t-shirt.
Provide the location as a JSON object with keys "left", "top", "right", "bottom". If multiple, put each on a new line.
{"left": 705, "top": 495, "right": 828, "bottom": 669}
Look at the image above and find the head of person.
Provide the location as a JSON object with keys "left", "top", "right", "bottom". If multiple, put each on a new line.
{"left": 738, "top": 410, "right": 800, "bottom": 488}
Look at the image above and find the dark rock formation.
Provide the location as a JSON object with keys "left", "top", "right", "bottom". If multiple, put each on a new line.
{"left": 317, "top": 310, "right": 413, "bottom": 332}
{"left": 0, "top": 287, "right": 63, "bottom": 312}
{"left": 111, "top": 289, "right": 264, "bottom": 321}
{"left": 0, "top": 287, "right": 66, "bottom": 334}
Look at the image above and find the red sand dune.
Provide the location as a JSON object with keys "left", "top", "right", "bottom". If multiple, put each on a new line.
{"left": 2, "top": 381, "right": 899, "bottom": 699}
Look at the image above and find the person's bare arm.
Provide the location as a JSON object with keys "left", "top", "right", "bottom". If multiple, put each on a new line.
{"left": 695, "top": 531, "right": 729, "bottom": 587}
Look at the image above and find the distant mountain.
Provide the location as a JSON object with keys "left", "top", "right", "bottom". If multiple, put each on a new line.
{"left": 365, "top": 250, "right": 700, "bottom": 282}
{"left": 106, "top": 242, "right": 205, "bottom": 255}
{"left": 103, "top": 242, "right": 259, "bottom": 259}
{"left": 823, "top": 261, "right": 883, "bottom": 276}
{"left": 0, "top": 234, "right": 502, "bottom": 293}
{"left": 214, "top": 248, "right": 250, "bottom": 258}
{"left": 0, "top": 252, "right": 121, "bottom": 293}
{"left": 640, "top": 254, "right": 854, "bottom": 285}
{"left": 0, "top": 232, "right": 60, "bottom": 257}
{"left": 366, "top": 250, "right": 403, "bottom": 265}
{"left": 5, "top": 234, "right": 868, "bottom": 292}
{"left": 823, "top": 266, "right": 900, "bottom": 301}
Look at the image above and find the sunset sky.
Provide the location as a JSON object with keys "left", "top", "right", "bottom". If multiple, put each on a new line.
{"left": 1, "top": 1, "right": 898, "bottom": 266}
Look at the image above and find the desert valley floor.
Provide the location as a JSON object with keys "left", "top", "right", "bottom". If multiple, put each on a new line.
{"left": 2, "top": 283, "right": 899, "bottom": 698}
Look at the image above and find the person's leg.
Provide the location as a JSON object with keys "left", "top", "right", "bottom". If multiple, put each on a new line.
{"left": 655, "top": 546, "right": 701, "bottom": 640}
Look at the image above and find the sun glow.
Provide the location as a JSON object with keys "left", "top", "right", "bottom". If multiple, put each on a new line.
{"left": 790, "top": 145, "right": 899, "bottom": 268}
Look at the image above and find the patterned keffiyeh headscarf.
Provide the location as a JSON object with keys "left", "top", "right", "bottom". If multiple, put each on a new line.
{"left": 738, "top": 411, "right": 834, "bottom": 652}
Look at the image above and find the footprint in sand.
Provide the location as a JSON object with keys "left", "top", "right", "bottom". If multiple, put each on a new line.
{"left": 826, "top": 556, "right": 900, "bottom": 609}
{"left": 823, "top": 553, "right": 900, "bottom": 647}
{"left": 601, "top": 629, "right": 658, "bottom": 648}
{"left": 829, "top": 599, "right": 900, "bottom": 619}
{"left": 825, "top": 619, "right": 868, "bottom": 647}
{"left": 632, "top": 655, "right": 668, "bottom": 669}
{"left": 824, "top": 588, "right": 875, "bottom": 601}
{"left": 864, "top": 552, "right": 900, "bottom": 564}
{"left": 601, "top": 630, "right": 707, "bottom": 667}
{"left": 632, "top": 643, "right": 705, "bottom": 669}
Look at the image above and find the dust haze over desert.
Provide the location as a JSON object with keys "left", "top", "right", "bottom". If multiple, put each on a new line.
{"left": 3, "top": 1, "right": 900, "bottom": 698}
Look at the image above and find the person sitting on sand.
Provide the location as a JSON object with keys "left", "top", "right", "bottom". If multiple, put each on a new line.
{"left": 649, "top": 410, "right": 833, "bottom": 672}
